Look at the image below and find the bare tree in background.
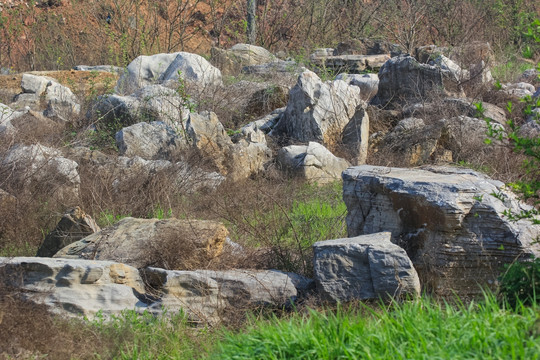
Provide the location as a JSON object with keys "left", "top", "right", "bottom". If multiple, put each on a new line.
{"left": 247, "top": 0, "right": 256, "bottom": 44}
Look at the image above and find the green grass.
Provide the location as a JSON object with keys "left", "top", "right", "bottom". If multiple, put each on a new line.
{"left": 491, "top": 58, "right": 535, "bottom": 83}
{"left": 66, "top": 294, "right": 540, "bottom": 359}
{"left": 89, "top": 309, "right": 213, "bottom": 359}
{"left": 210, "top": 295, "right": 540, "bottom": 360}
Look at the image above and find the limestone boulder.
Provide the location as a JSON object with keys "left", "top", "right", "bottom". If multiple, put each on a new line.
{"left": 54, "top": 217, "right": 229, "bottom": 269}
{"left": 91, "top": 84, "right": 190, "bottom": 127}
{"left": 0, "top": 144, "right": 80, "bottom": 205}
{"left": 13, "top": 74, "right": 81, "bottom": 122}
{"left": 335, "top": 73, "right": 379, "bottom": 101}
{"left": 502, "top": 82, "right": 536, "bottom": 99}
{"left": 186, "top": 111, "right": 271, "bottom": 180}
{"left": 20, "top": 73, "right": 55, "bottom": 96}
{"left": 116, "top": 121, "right": 187, "bottom": 160}
{"left": 313, "top": 232, "right": 420, "bottom": 302}
{"left": 42, "top": 81, "right": 81, "bottom": 121}
{"left": 374, "top": 55, "right": 465, "bottom": 108}
{"left": 0, "top": 257, "right": 146, "bottom": 319}
{"left": 142, "top": 268, "right": 297, "bottom": 324}
{"left": 73, "top": 65, "right": 124, "bottom": 74}
{"left": 377, "top": 115, "right": 502, "bottom": 166}
{"left": 117, "top": 52, "right": 222, "bottom": 94}
{"left": 277, "top": 142, "right": 350, "bottom": 184}
{"left": 319, "top": 54, "right": 391, "bottom": 74}
{"left": 334, "top": 38, "right": 400, "bottom": 56}
{"left": 211, "top": 43, "right": 276, "bottom": 75}
{"left": 342, "top": 165, "right": 540, "bottom": 296}
{"left": 403, "top": 98, "right": 507, "bottom": 125}
{"left": 272, "top": 70, "right": 365, "bottom": 148}
{"left": 37, "top": 207, "right": 100, "bottom": 258}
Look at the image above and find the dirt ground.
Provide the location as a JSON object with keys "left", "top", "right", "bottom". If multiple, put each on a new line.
{"left": 0, "top": 70, "right": 119, "bottom": 102}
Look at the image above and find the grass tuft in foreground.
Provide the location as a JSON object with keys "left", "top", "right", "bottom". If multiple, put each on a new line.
{"left": 210, "top": 295, "right": 540, "bottom": 360}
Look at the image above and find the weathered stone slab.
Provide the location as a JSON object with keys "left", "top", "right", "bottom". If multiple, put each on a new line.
{"left": 342, "top": 165, "right": 540, "bottom": 296}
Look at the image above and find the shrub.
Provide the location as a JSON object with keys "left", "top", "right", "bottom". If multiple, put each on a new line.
{"left": 499, "top": 257, "right": 540, "bottom": 307}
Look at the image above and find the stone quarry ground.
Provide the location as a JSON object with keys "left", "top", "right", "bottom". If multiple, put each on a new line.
{"left": 1, "top": 1, "right": 540, "bottom": 359}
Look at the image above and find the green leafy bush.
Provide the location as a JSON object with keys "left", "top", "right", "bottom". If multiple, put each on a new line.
{"left": 499, "top": 257, "right": 540, "bottom": 307}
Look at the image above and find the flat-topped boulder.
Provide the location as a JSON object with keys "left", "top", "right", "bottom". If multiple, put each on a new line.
{"left": 0, "top": 257, "right": 145, "bottom": 319}
{"left": 142, "top": 268, "right": 297, "bottom": 324}
{"left": 54, "top": 217, "right": 229, "bottom": 269}
{"left": 342, "top": 165, "right": 540, "bottom": 296}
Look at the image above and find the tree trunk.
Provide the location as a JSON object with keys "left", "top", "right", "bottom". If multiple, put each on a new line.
{"left": 247, "top": 0, "right": 256, "bottom": 44}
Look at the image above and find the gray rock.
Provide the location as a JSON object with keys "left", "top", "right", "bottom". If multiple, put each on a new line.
{"left": 428, "top": 54, "right": 469, "bottom": 81}
{"left": 334, "top": 38, "right": 400, "bottom": 56}
{"left": 43, "top": 81, "right": 81, "bottom": 121}
{"left": 502, "top": 82, "right": 536, "bottom": 98}
{"left": 10, "top": 93, "right": 40, "bottom": 111}
{"left": 211, "top": 43, "right": 277, "bottom": 75}
{"left": 374, "top": 55, "right": 465, "bottom": 108}
{"left": 0, "top": 257, "right": 146, "bottom": 319}
{"left": 142, "top": 268, "right": 297, "bottom": 324}
{"left": 37, "top": 207, "right": 100, "bottom": 258}
{"left": 342, "top": 165, "right": 540, "bottom": 296}
{"left": 335, "top": 73, "right": 379, "bottom": 101}
{"left": 0, "top": 144, "right": 80, "bottom": 205}
{"left": 54, "top": 217, "right": 229, "bottom": 269}
{"left": 313, "top": 232, "right": 420, "bottom": 302}
{"left": 403, "top": 98, "right": 506, "bottom": 125}
{"left": 73, "top": 65, "right": 124, "bottom": 74}
{"left": 116, "top": 121, "right": 186, "bottom": 160}
{"left": 316, "top": 54, "right": 391, "bottom": 74}
{"left": 20, "top": 74, "right": 55, "bottom": 96}
{"left": 378, "top": 115, "right": 501, "bottom": 166}
{"left": 242, "top": 61, "right": 304, "bottom": 77}
{"left": 117, "top": 52, "right": 222, "bottom": 94}
{"left": 277, "top": 142, "right": 350, "bottom": 184}
{"left": 243, "top": 107, "right": 285, "bottom": 134}
{"left": 91, "top": 85, "right": 190, "bottom": 127}
{"left": 187, "top": 111, "right": 271, "bottom": 180}
{"left": 273, "top": 70, "right": 365, "bottom": 148}
{"left": 0, "top": 103, "right": 25, "bottom": 135}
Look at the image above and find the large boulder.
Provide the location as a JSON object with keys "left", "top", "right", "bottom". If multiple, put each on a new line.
{"left": 342, "top": 165, "right": 540, "bottom": 296}
{"left": 142, "top": 268, "right": 297, "bottom": 324}
{"left": 115, "top": 121, "right": 186, "bottom": 160}
{"left": 0, "top": 144, "right": 80, "bottom": 205}
{"left": 12, "top": 74, "right": 80, "bottom": 122}
{"left": 277, "top": 142, "right": 350, "bottom": 184}
{"left": 186, "top": 111, "right": 271, "bottom": 180}
{"left": 90, "top": 84, "right": 190, "bottom": 127}
{"left": 377, "top": 115, "right": 501, "bottom": 166}
{"left": 36, "top": 207, "right": 100, "bottom": 258}
{"left": 335, "top": 73, "right": 379, "bottom": 102}
{"left": 211, "top": 43, "right": 277, "bottom": 75}
{"left": 313, "top": 232, "right": 420, "bottom": 302}
{"left": 374, "top": 55, "right": 465, "bottom": 108}
{"left": 43, "top": 81, "right": 81, "bottom": 121}
{"left": 54, "top": 217, "right": 229, "bottom": 269}
{"left": 117, "top": 52, "right": 222, "bottom": 94}
{"left": 316, "top": 54, "right": 391, "bottom": 74}
{"left": 0, "top": 257, "right": 145, "bottom": 319}
{"left": 334, "top": 38, "right": 401, "bottom": 56}
{"left": 272, "top": 70, "right": 366, "bottom": 149}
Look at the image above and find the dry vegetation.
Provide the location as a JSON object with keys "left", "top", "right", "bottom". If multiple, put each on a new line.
{"left": 1, "top": 0, "right": 540, "bottom": 358}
